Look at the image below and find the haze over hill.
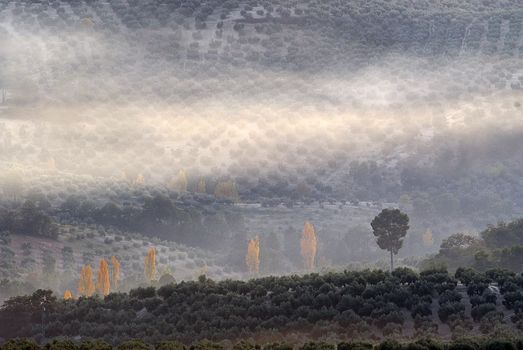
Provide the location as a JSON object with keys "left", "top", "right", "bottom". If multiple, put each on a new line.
{"left": 1, "top": 0, "right": 523, "bottom": 305}
{"left": 3, "top": 0, "right": 523, "bottom": 348}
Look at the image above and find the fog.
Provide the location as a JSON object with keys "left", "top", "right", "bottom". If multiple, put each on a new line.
{"left": 0, "top": 0, "right": 522, "bottom": 295}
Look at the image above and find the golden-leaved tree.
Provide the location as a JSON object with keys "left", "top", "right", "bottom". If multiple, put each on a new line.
{"left": 301, "top": 221, "right": 317, "bottom": 271}
{"left": 144, "top": 247, "right": 157, "bottom": 282}
{"left": 77, "top": 265, "right": 95, "bottom": 297}
{"left": 111, "top": 255, "right": 121, "bottom": 290}
{"left": 245, "top": 235, "right": 260, "bottom": 275}
{"left": 63, "top": 290, "right": 73, "bottom": 300}
{"left": 423, "top": 228, "right": 434, "bottom": 246}
{"left": 96, "top": 258, "right": 111, "bottom": 296}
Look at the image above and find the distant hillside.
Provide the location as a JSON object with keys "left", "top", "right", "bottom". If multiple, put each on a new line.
{"left": 1, "top": 0, "right": 523, "bottom": 73}
{"left": 1, "top": 0, "right": 523, "bottom": 219}
{"left": 0, "top": 0, "right": 523, "bottom": 287}
{"left": 0, "top": 215, "right": 238, "bottom": 302}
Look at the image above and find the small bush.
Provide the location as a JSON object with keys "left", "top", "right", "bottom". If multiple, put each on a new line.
{"left": 155, "top": 341, "right": 185, "bottom": 350}
{"left": 117, "top": 341, "right": 150, "bottom": 350}
{"left": 337, "top": 343, "right": 372, "bottom": 350}
{"left": 3, "top": 339, "right": 41, "bottom": 350}
{"left": 190, "top": 341, "right": 223, "bottom": 350}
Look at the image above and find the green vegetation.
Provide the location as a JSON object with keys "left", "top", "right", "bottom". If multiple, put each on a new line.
{"left": 371, "top": 209, "right": 410, "bottom": 270}
{"left": 2, "top": 267, "right": 523, "bottom": 344}
{"left": 1, "top": 0, "right": 523, "bottom": 346}
{"left": 0, "top": 201, "right": 58, "bottom": 239}
{"left": 424, "top": 219, "right": 523, "bottom": 272}
{"left": 3, "top": 335, "right": 523, "bottom": 350}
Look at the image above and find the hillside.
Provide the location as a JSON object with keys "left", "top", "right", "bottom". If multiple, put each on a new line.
{"left": 0, "top": 0, "right": 522, "bottom": 222}
{"left": 0, "top": 217, "right": 238, "bottom": 302}
{"left": 2, "top": 268, "right": 523, "bottom": 344}
{"left": 1, "top": 0, "right": 523, "bottom": 347}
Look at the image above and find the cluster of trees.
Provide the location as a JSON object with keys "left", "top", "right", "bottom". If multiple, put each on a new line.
{"left": 72, "top": 247, "right": 157, "bottom": 300}
{"left": 1, "top": 267, "right": 518, "bottom": 344}
{"left": 3, "top": 338, "right": 523, "bottom": 350}
{"left": 31, "top": 0, "right": 523, "bottom": 58}
{"left": 0, "top": 201, "right": 58, "bottom": 239}
{"left": 244, "top": 220, "right": 322, "bottom": 275}
{"left": 76, "top": 256, "right": 119, "bottom": 298}
{"left": 57, "top": 194, "right": 245, "bottom": 250}
{"left": 424, "top": 218, "right": 523, "bottom": 272}
{"left": 3, "top": 0, "right": 523, "bottom": 82}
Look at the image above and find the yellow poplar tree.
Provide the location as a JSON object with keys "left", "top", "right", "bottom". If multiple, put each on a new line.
{"left": 111, "top": 256, "right": 121, "bottom": 290}
{"left": 96, "top": 258, "right": 111, "bottom": 296}
{"left": 144, "top": 247, "right": 157, "bottom": 282}
{"left": 423, "top": 228, "right": 434, "bottom": 246}
{"left": 301, "top": 221, "right": 317, "bottom": 271}
{"left": 78, "top": 265, "right": 95, "bottom": 297}
{"left": 63, "top": 290, "right": 73, "bottom": 300}
{"left": 245, "top": 235, "right": 260, "bottom": 275}
{"left": 77, "top": 266, "right": 86, "bottom": 296}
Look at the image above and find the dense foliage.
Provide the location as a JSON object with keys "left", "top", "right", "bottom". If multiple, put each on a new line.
{"left": 2, "top": 268, "right": 522, "bottom": 344}
{"left": 57, "top": 193, "right": 245, "bottom": 249}
{"left": 424, "top": 218, "right": 523, "bottom": 272}
{"left": 0, "top": 201, "right": 58, "bottom": 239}
{"left": 3, "top": 338, "right": 523, "bottom": 350}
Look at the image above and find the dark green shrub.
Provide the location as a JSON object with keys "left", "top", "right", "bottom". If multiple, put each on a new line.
{"left": 376, "top": 340, "right": 401, "bottom": 350}
{"left": 299, "top": 343, "right": 334, "bottom": 350}
{"left": 190, "top": 341, "right": 223, "bottom": 350}
{"left": 413, "top": 316, "right": 439, "bottom": 337}
{"left": 263, "top": 343, "right": 293, "bottom": 350}
{"left": 438, "top": 302, "right": 465, "bottom": 322}
{"left": 232, "top": 342, "right": 260, "bottom": 350}
{"left": 513, "top": 339, "right": 523, "bottom": 350}
{"left": 374, "top": 311, "right": 405, "bottom": 328}
{"left": 412, "top": 339, "right": 444, "bottom": 350}
{"left": 78, "top": 340, "right": 112, "bottom": 350}
{"left": 411, "top": 303, "right": 432, "bottom": 318}
{"left": 155, "top": 342, "right": 185, "bottom": 350}
{"left": 129, "top": 287, "right": 156, "bottom": 299}
{"left": 471, "top": 303, "right": 497, "bottom": 321}
{"left": 483, "top": 340, "right": 516, "bottom": 350}
{"left": 337, "top": 342, "right": 373, "bottom": 350}
{"left": 392, "top": 267, "right": 418, "bottom": 284}
{"left": 439, "top": 290, "right": 462, "bottom": 304}
{"left": 45, "top": 340, "right": 78, "bottom": 350}
{"left": 403, "top": 344, "right": 428, "bottom": 350}
{"left": 467, "top": 283, "right": 488, "bottom": 296}
{"left": 455, "top": 268, "right": 479, "bottom": 285}
{"left": 503, "top": 291, "right": 523, "bottom": 309}
{"left": 382, "top": 322, "right": 403, "bottom": 336}
{"left": 448, "top": 340, "right": 479, "bottom": 350}
{"left": 2, "top": 339, "right": 41, "bottom": 350}
{"left": 336, "top": 310, "right": 362, "bottom": 327}
{"left": 117, "top": 340, "right": 150, "bottom": 350}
